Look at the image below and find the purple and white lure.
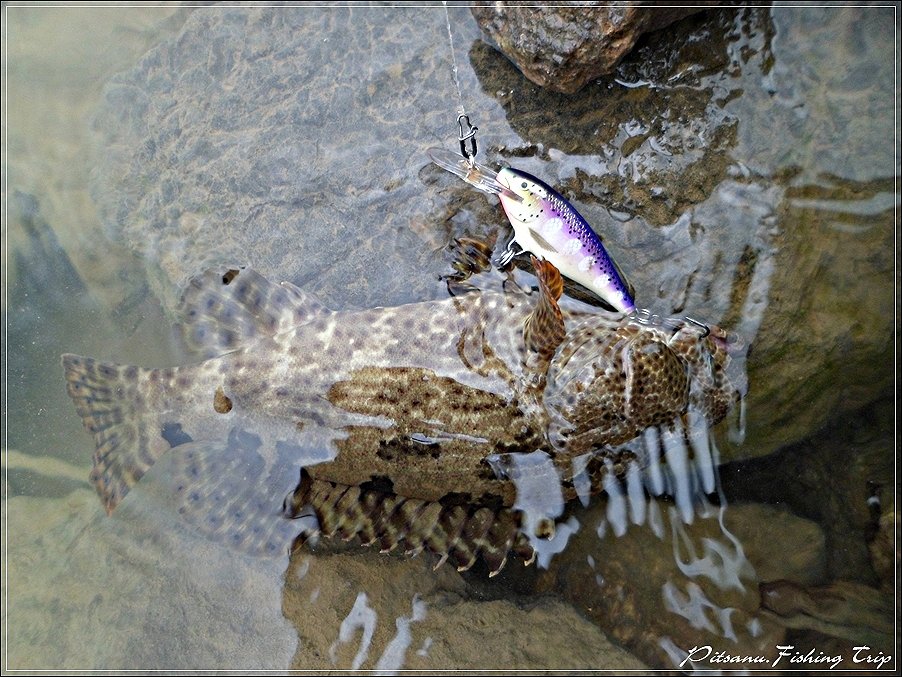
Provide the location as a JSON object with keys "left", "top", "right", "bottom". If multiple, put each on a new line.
{"left": 428, "top": 148, "right": 636, "bottom": 314}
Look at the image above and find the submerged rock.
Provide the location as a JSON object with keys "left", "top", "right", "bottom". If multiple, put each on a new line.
{"left": 720, "top": 395, "right": 894, "bottom": 585}
{"left": 868, "top": 503, "right": 895, "bottom": 591}
{"left": 282, "top": 547, "right": 649, "bottom": 670}
{"left": 471, "top": 3, "right": 712, "bottom": 93}
{"left": 3, "top": 488, "right": 298, "bottom": 669}
{"left": 533, "top": 498, "right": 827, "bottom": 669}
{"left": 91, "top": 5, "right": 495, "bottom": 315}
{"left": 759, "top": 579, "right": 894, "bottom": 649}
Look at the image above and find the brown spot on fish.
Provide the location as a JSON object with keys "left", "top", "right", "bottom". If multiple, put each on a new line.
{"left": 534, "top": 517, "right": 556, "bottom": 540}
{"left": 221, "top": 330, "right": 238, "bottom": 348}
{"left": 213, "top": 386, "right": 232, "bottom": 413}
{"left": 360, "top": 475, "right": 395, "bottom": 496}
{"left": 317, "top": 424, "right": 487, "bottom": 502}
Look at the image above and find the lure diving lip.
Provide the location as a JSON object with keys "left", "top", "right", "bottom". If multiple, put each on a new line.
{"left": 427, "top": 147, "right": 635, "bottom": 314}
{"left": 427, "top": 147, "right": 523, "bottom": 203}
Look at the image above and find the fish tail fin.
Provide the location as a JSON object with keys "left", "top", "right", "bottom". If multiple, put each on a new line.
{"left": 62, "top": 353, "right": 165, "bottom": 514}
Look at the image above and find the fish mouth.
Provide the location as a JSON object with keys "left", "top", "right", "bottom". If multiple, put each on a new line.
{"left": 710, "top": 326, "right": 745, "bottom": 356}
{"left": 492, "top": 169, "right": 525, "bottom": 202}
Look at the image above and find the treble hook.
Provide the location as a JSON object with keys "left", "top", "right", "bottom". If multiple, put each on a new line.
{"left": 495, "top": 240, "right": 522, "bottom": 269}
{"left": 457, "top": 113, "right": 478, "bottom": 166}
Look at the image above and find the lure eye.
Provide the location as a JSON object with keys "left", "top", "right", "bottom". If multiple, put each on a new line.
{"left": 521, "top": 182, "right": 528, "bottom": 189}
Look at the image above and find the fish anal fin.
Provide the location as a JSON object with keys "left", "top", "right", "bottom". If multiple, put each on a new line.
{"left": 524, "top": 256, "right": 566, "bottom": 361}
{"left": 163, "top": 432, "right": 305, "bottom": 556}
{"left": 176, "top": 266, "right": 329, "bottom": 357}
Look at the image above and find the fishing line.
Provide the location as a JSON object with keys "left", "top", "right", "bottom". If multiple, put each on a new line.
{"left": 442, "top": 1, "right": 478, "bottom": 165}
{"left": 442, "top": 1, "right": 465, "bottom": 119}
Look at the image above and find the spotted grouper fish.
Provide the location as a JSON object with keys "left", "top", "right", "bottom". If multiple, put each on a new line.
{"left": 62, "top": 259, "right": 743, "bottom": 574}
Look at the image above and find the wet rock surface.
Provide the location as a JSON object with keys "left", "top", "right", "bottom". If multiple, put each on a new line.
{"left": 720, "top": 394, "right": 894, "bottom": 586}
{"left": 759, "top": 579, "right": 894, "bottom": 649}
{"left": 532, "top": 497, "right": 830, "bottom": 669}
{"left": 868, "top": 503, "right": 896, "bottom": 592}
{"left": 3, "top": 488, "right": 298, "bottom": 669}
{"left": 471, "top": 3, "right": 712, "bottom": 93}
{"left": 282, "top": 547, "right": 649, "bottom": 671}
{"left": 91, "top": 6, "right": 485, "bottom": 315}
{"left": 715, "top": 394, "right": 896, "bottom": 668}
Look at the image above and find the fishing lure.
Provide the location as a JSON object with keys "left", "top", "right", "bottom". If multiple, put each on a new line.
{"left": 428, "top": 148, "right": 636, "bottom": 314}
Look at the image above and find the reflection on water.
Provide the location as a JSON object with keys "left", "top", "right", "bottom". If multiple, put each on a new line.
{"left": 4, "top": 4, "right": 897, "bottom": 672}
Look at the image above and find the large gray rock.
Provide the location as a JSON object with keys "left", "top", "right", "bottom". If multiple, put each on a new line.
{"left": 91, "top": 6, "right": 492, "bottom": 315}
{"left": 471, "top": 2, "right": 713, "bottom": 93}
{"left": 89, "top": 5, "right": 894, "bottom": 465}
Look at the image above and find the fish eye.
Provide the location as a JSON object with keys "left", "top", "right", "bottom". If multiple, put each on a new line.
{"left": 521, "top": 182, "right": 528, "bottom": 189}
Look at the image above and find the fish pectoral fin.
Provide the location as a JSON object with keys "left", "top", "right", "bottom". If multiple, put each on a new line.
{"left": 176, "top": 265, "right": 330, "bottom": 357}
{"left": 523, "top": 256, "right": 566, "bottom": 361}
{"left": 443, "top": 235, "right": 497, "bottom": 293}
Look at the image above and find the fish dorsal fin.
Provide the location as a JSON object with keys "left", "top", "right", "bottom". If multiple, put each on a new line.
{"left": 524, "top": 256, "right": 567, "bottom": 362}
{"left": 177, "top": 266, "right": 328, "bottom": 357}
{"left": 287, "top": 469, "right": 535, "bottom": 575}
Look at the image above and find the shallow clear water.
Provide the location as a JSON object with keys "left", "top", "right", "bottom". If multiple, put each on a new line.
{"left": 4, "top": 4, "right": 897, "bottom": 671}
